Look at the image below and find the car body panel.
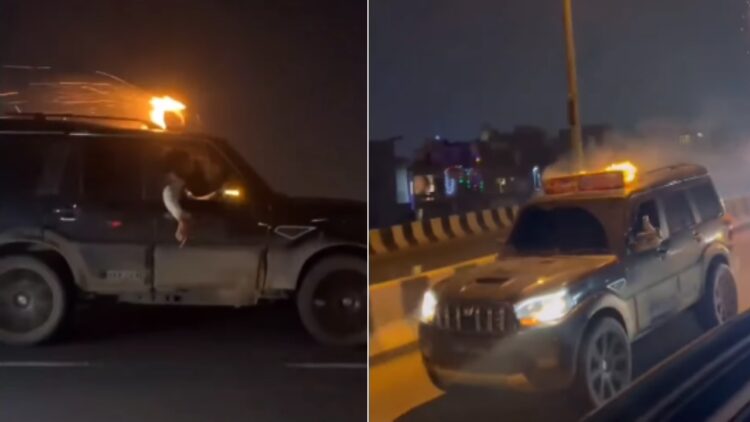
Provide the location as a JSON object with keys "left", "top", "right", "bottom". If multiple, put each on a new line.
{"left": 0, "top": 124, "right": 365, "bottom": 307}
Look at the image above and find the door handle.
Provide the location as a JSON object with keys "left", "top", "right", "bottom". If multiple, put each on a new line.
{"left": 52, "top": 207, "right": 78, "bottom": 222}
{"left": 692, "top": 230, "right": 703, "bottom": 242}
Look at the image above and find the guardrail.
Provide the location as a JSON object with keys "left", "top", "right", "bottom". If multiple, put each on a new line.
{"left": 369, "top": 196, "right": 750, "bottom": 361}
{"left": 369, "top": 205, "right": 519, "bottom": 255}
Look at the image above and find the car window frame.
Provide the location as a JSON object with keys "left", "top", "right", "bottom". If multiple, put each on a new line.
{"left": 142, "top": 139, "right": 243, "bottom": 202}
{"left": 685, "top": 179, "right": 724, "bottom": 224}
{"left": 660, "top": 188, "right": 697, "bottom": 238}
{"left": 628, "top": 193, "right": 667, "bottom": 241}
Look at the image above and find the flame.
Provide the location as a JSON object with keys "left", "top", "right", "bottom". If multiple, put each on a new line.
{"left": 605, "top": 161, "right": 638, "bottom": 183}
{"left": 149, "top": 96, "right": 186, "bottom": 129}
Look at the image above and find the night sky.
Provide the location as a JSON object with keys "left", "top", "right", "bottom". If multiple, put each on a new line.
{"left": 0, "top": 0, "right": 365, "bottom": 201}
{"left": 371, "top": 0, "right": 750, "bottom": 155}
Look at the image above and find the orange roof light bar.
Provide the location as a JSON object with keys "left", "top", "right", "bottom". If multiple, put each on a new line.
{"left": 544, "top": 171, "right": 626, "bottom": 195}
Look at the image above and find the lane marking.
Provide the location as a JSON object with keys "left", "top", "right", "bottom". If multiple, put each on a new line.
{"left": 285, "top": 362, "right": 366, "bottom": 370}
{"left": 0, "top": 361, "right": 91, "bottom": 368}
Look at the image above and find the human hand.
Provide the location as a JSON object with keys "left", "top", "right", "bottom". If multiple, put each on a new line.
{"left": 176, "top": 217, "right": 191, "bottom": 247}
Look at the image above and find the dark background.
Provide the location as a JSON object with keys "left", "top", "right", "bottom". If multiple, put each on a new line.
{"left": 0, "top": 0, "right": 366, "bottom": 201}
{"left": 371, "top": 0, "right": 750, "bottom": 155}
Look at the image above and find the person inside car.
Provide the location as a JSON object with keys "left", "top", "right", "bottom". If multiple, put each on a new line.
{"left": 161, "top": 149, "right": 226, "bottom": 246}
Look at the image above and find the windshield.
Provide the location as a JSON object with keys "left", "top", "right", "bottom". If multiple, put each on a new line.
{"left": 507, "top": 199, "right": 623, "bottom": 255}
{"left": 508, "top": 205, "right": 611, "bottom": 255}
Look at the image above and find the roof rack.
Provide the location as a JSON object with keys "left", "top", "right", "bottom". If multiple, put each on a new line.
{"left": 1, "top": 112, "right": 160, "bottom": 130}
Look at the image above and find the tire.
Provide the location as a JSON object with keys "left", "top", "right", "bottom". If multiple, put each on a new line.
{"left": 696, "top": 263, "right": 738, "bottom": 330}
{"left": 574, "top": 317, "right": 632, "bottom": 408}
{"left": 296, "top": 255, "right": 366, "bottom": 346}
{"left": 0, "top": 256, "right": 69, "bottom": 346}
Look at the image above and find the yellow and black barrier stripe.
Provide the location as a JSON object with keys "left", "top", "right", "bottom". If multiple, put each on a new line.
{"left": 369, "top": 206, "right": 519, "bottom": 255}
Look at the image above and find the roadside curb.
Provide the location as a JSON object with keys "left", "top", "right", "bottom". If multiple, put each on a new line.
{"left": 369, "top": 206, "right": 518, "bottom": 255}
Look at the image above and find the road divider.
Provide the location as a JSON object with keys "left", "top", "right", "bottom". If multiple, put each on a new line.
{"left": 369, "top": 206, "right": 519, "bottom": 255}
{"left": 369, "top": 196, "right": 750, "bottom": 361}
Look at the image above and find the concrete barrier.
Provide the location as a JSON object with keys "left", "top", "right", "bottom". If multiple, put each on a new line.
{"left": 369, "top": 196, "right": 750, "bottom": 361}
{"left": 369, "top": 206, "right": 519, "bottom": 255}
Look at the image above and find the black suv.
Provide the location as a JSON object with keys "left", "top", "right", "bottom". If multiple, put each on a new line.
{"left": 0, "top": 114, "right": 366, "bottom": 346}
{"left": 418, "top": 164, "right": 737, "bottom": 407}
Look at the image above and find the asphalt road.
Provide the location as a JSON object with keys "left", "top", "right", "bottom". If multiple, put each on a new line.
{"left": 0, "top": 302, "right": 366, "bottom": 421}
{"left": 370, "top": 230, "right": 750, "bottom": 422}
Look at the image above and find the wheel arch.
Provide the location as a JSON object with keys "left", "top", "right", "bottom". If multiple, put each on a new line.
{"left": 704, "top": 252, "right": 730, "bottom": 284}
{"left": 295, "top": 244, "right": 366, "bottom": 292}
{"left": 0, "top": 240, "right": 76, "bottom": 290}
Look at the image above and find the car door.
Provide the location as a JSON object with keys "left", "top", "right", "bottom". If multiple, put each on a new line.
{"left": 145, "top": 139, "right": 268, "bottom": 304}
{"left": 624, "top": 194, "right": 673, "bottom": 331}
{"left": 48, "top": 136, "right": 154, "bottom": 294}
{"left": 658, "top": 189, "right": 703, "bottom": 313}
{"left": 682, "top": 181, "right": 724, "bottom": 307}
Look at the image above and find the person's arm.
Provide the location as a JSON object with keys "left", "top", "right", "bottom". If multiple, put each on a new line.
{"left": 163, "top": 182, "right": 188, "bottom": 221}
{"left": 163, "top": 182, "right": 191, "bottom": 246}
{"left": 186, "top": 189, "right": 220, "bottom": 201}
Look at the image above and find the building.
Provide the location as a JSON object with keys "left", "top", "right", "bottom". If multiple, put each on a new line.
{"left": 369, "top": 137, "right": 413, "bottom": 228}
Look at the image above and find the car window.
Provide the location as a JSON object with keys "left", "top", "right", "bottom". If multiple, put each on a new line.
{"left": 80, "top": 139, "right": 144, "bottom": 203}
{"left": 689, "top": 182, "right": 722, "bottom": 222}
{"left": 0, "top": 135, "right": 70, "bottom": 198}
{"left": 663, "top": 190, "right": 695, "bottom": 235}
{"left": 509, "top": 206, "right": 610, "bottom": 255}
{"left": 632, "top": 199, "right": 661, "bottom": 235}
{"left": 144, "top": 141, "right": 239, "bottom": 201}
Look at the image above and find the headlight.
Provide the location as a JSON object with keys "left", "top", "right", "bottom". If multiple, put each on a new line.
{"left": 514, "top": 289, "right": 575, "bottom": 328}
{"left": 420, "top": 290, "right": 438, "bottom": 324}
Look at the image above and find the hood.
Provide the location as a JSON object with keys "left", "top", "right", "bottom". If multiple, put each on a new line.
{"left": 272, "top": 195, "right": 366, "bottom": 244}
{"left": 437, "top": 255, "right": 617, "bottom": 302}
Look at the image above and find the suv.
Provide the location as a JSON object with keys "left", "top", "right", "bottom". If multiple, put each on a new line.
{"left": 418, "top": 164, "right": 737, "bottom": 407}
{"left": 0, "top": 114, "right": 366, "bottom": 346}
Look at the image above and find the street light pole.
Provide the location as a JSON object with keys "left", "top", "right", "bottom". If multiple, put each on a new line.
{"left": 563, "top": 0, "right": 585, "bottom": 171}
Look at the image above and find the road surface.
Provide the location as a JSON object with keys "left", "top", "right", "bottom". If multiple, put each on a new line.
{"left": 0, "top": 302, "right": 366, "bottom": 421}
{"left": 370, "top": 230, "right": 750, "bottom": 422}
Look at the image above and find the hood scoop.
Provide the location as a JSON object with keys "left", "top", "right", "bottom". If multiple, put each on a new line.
{"left": 475, "top": 276, "right": 512, "bottom": 285}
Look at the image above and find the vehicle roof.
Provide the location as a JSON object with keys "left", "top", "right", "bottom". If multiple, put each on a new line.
{"left": 531, "top": 163, "right": 709, "bottom": 205}
{"left": 0, "top": 113, "right": 219, "bottom": 143}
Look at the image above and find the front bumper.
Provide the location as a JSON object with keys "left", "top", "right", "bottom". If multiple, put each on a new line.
{"left": 419, "top": 308, "right": 588, "bottom": 392}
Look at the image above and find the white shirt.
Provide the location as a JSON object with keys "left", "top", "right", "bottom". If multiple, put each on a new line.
{"left": 163, "top": 173, "right": 189, "bottom": 221}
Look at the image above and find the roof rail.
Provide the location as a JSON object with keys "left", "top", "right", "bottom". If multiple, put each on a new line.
{"left": 643, "top": 163, "right": 706, "bottom": 175}
{"left": 1, "top": 112, "right": 160, "bottom": 130}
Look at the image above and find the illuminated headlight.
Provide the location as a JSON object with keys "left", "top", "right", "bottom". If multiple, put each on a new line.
{"left": 514, "top": 289, "right": 575, "bottom": 328}
{"left": 420, "top": 290, "right": 438, "bottom": 324}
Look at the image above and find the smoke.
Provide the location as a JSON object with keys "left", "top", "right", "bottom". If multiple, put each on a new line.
{"left": 543, "top": 125, "right": 750, "bottom": 199}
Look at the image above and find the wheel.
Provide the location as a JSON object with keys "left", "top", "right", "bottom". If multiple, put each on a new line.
{"left": 574, "top": 317, "right": 632, "bottom": 408}
{"left": 0, "top": 256, "right": 69, "bottom": 346}
{"left": 696, "top": 263, "right": 738, "bottom": 329}
{"left": 296, "top": 255, "right": 366, "bottom": 346}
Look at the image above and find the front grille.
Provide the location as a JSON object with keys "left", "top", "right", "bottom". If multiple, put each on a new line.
{"left": 435, "top": 302, "right": 518, "bottom": 335}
